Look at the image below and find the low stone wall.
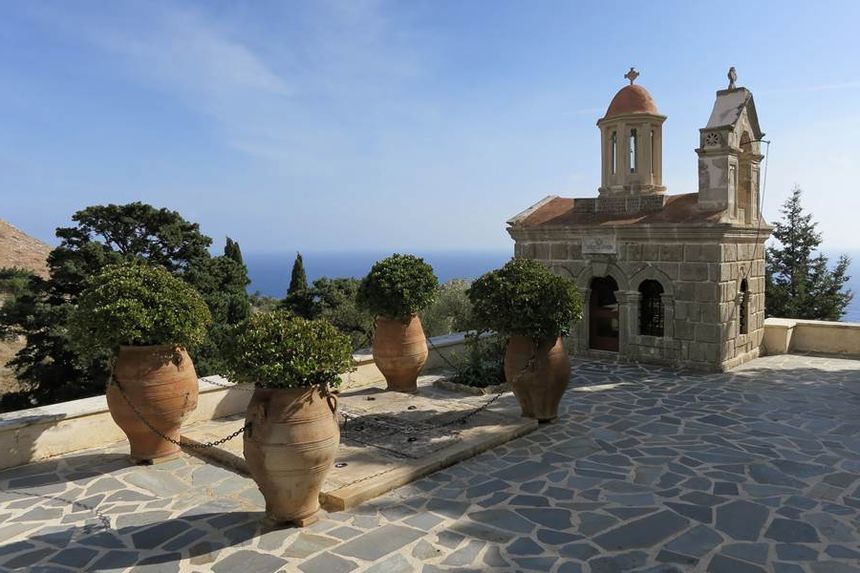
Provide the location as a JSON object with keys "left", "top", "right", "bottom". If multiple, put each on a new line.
{"left": 762, "top": 318, "right": 860, "bottom": 357}
{"left": 0, "top": 333, "right": 472, "bottom": 471}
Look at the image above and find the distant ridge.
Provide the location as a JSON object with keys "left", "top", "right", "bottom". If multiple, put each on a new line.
{"left": 0, "top": 219, "right": 51, "bottom": 278}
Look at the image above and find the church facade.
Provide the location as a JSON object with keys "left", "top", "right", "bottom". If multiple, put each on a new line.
{"left": 507, "top": 69, "right": 770, "bottom": 371}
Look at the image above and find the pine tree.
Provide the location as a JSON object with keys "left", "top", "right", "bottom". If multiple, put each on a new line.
{"left": 224, "top": 237, "right": 244, "bottom": 265}
{"left": 766, "top": 186, "right": 852, "bottom": 320}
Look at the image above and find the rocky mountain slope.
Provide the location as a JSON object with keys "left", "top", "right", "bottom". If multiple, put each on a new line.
{"left": 0, "top": 219, "right": 51, "bottom": 277}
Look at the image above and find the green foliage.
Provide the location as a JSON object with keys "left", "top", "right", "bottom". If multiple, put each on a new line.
{"left": 766, "top": 187, "right": 853, "bottom": 320}
{"left": 469, "top": 258, "right": 582, "bottom": 340}
{"left": 288, "top": 252, "right": 308, "bottom": 296}
{"left": 0, "top": 267, "right": 37, "bottom": 299}
{"left": 224, "top": 237, "right": 244, "bottom": 265}
{"left": 421, "top": 279, "right": 475, "bottom": 337}
{"left": 357, "top": 254, "right": 438, "bottom": 320}
{"left": 224, "top": 311, "right": 354, "bottom": 389}
{"left": 448, "top": 333, "right": 506, "bottom": 388}
{"left": 0, "top": 202, "right": 251, "bottom": 407}
{"left": 68, "top": 263, "right": 211, "bottom": 358}
{"left": 284, "top": 253, "right": 315, "bottom": 318}
{"left": 282, "top": 277, "right": 374, "bottom": 351}
{"left": 249, "top": 291, "right": 280, "bottom": 313}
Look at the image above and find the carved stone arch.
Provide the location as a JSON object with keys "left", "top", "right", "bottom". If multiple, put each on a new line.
{"left": 629, "top": 264, "right": 675, "bottom": 296}
{"left": 574, "top": 262, "right": 630, "bottom": 292}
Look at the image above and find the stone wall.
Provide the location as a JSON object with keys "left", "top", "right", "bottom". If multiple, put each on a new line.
{"left": 511, "top": 227, "right": 767, "bottom": 371}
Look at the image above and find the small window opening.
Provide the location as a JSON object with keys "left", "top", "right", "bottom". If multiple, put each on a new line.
{"left": 739, "top": 279, "right": 749, "bottom": 335}
{"left": 639, "top": 280, "right": 664, "bottom": 337}
{"left": 650, "top": 130, "right": 655, "bottom": 175}
{"left": 611, "top": 131, "right": 617, "bottom": 175}
{"left": 629, "top": 129, "right": 637, "bottom": 173}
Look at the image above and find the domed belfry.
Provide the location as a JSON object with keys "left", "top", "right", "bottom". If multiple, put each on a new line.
{"left": 598, "top": 68, "right": 666, "bottom": 197}
{"left": 507, "top": 68, "right": 771, "bottom": 372}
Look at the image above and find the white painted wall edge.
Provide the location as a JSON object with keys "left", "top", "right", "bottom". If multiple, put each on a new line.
{"left": 0, "top": 332, "right": 477, "bottom": 471}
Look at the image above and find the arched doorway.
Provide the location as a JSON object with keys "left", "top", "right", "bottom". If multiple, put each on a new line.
{"left": 589, "top": 276, "right": 619, "bottom": 351}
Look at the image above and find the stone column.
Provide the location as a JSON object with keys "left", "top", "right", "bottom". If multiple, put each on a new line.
{"left": 617, "top": 290, "right": 640, "bottom": 356}
{"left": 661, "top": 293, "right": 675, "bottom": 338}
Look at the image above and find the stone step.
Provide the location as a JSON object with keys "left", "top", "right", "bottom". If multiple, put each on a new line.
{"left": 181, "top": 375, "right": 535, "bottom": 512}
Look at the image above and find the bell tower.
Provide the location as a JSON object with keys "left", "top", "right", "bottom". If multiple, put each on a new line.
{"left": 696, "top": 67, "right": 765, "bottom": 224}
{"left": 597, "top": 68, "right": 667, "bottom": 197}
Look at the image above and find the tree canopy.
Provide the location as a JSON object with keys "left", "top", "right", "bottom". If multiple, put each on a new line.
{"left": 0, "top": 202, "right": 250, "bottom": 410}
{"left": 766, "top": 187, "right": 852, "bottom": 321}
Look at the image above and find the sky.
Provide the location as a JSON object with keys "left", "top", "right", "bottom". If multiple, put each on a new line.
{"left": 1, "top": 1, "right": 858, "bottom": 255}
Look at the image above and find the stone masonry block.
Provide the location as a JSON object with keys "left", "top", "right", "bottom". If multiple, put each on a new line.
{"left": 675, "top": 321, "right": 695, "bottom": 340}
{"left": 720, "top": 244, "right": 738, "bottom": 262}
{"left": 660, "top": 244, "right": 684, "bottom": 262}
{"left": 642, "top": 244, "right": 660, "bottom": 261}
{"left": 550, "top": 242, "right": 567, "bottom": 260}
{"left": 683, "top": 244, "right": 702, "bottom": 262}
{"left": 677, "top": 282, "right": 697, "bottom": 301}
{"left": 680, "top": 263, "right": 709, "bottom": 281}
{"left": 569, "top": 242, "right": 583, "bottom": 259}
{"left": 695, "top": 282, "right": 718, "bottom": 302}
{"left": 534, "top": 243, "right": 550, "bottom": 260}
{"left": 657, "top": 262, "right": 680, "bottom": 280}
{"left": 695, "top": 323, "right": 721, "bottom": 343}
{"left": 700, "top": 303, "right": 719, "bottom": 323}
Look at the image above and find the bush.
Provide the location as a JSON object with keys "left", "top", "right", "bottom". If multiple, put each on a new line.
{"left": 421, "top": 279, "right": 475, "bottom": 338}
{"left": 223, "top": 311, "right": 353, "bottom": 389}
{"left": 357, "top": 254, "right": 438, "bottom": 320}
{"left": 68, "top": 263, "right": 212, "bottom": 358}
{"left": 469, "top": 259, "right": 582, "bottom": 340}
{"left": 448, "top": 332, "right": 506, "bottom": 388}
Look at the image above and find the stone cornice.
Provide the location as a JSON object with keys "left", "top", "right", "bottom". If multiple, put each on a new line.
{"left": 508, "top": 223, "right": 773, "bottom": 243}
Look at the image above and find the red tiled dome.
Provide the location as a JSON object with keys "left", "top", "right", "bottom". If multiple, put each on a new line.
{"left": 604, "top": 84, "right": 659, "bottom": 118}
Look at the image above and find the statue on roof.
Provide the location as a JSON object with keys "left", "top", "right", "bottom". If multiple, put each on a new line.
{"left": 727, "top": 66, "right": 737, "bottom": 90}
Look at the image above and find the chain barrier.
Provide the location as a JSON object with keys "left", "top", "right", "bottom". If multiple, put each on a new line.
{"left": 112, "top": 378, "right": 249, "bottom": 449}
{"left": 119, "top": 331, "right": 525, "bottom": 454}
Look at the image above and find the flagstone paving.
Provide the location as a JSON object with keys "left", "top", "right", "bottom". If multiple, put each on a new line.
{"left": 1, "top": 354, "right": 860, "bottom": 572}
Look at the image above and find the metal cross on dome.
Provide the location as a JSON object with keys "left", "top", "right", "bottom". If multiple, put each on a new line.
{"left": 624, "top": 67, "right": 640, "bottom": 85}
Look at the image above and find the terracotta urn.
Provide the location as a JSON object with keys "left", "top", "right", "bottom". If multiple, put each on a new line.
{"left": 106, "top": 345, "right": 199, "bottom": 464}
{"left": 504, "top": 336, "right": 570, "bottom": 422}
{"left": 244, "top": 385, "right": 339, "bottom": 527}
{"left": 372, "top": 315, "right": 428, "bottom": 393}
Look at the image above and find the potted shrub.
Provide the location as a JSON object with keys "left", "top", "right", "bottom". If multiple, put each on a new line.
{"left": 468, "top": 259, "right": 582, "bottom": 422}
{"left": 224, "top": 311, "right": 353, "bottom": 527}
{"left": 69, "top": 262, "right": 211, "bottom": 463}
{"left": 357, "top": 254, "right": 438, "bottom": 393}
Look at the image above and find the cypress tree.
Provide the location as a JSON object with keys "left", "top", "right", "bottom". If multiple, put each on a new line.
{"left": 224, "top": 237, "right": 244, "bottom": 265}
{"left": 288, "top": 252, "right": 308, "bottom": 296}
{"left": 766, "top": 186, "right": 852, "bottom": 320}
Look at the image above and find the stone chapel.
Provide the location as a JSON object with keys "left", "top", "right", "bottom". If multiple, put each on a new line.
{"left": 508, "top": 68, "right": 770, "bottom": 371}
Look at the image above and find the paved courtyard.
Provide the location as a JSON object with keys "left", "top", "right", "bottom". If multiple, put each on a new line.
{"left": 1, "top": 354, "right": 860, "bottom": 573}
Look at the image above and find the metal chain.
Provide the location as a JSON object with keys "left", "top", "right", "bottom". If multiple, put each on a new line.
{"left": 200, "top": 377, "right": 255, "bottom": 392}
{"left": 112, "top": 379, "right": 249, "bottom": 449}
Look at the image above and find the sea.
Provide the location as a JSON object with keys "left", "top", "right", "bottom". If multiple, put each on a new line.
{"left": 244, "top": 249, "right": 860, "bottom": 323}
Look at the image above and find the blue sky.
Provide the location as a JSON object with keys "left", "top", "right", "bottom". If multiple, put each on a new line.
{"left": 1, "top": 1, "right": 858, "bottom": 254}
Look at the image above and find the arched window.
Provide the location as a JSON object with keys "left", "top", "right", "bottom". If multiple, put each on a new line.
{"left": 639, "top": 280, "right": 664, "bottom": 337}
{"left": 629, "top": 129, "right": 638, "bottom": 173}
{"left": 739, "top": 279, "right": 749, "bottom": 335}
{"left": 610, "top": 131, "right": 617, "bottom": 174}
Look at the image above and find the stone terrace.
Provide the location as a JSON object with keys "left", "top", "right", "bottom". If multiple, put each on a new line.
{"left": 1, "top": 354, "right": 860, "bottom": 572}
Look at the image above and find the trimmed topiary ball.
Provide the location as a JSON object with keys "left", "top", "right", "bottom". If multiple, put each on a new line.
{"left": 68, "top": 262, "right": 212, "bottom": 357}
{"left": 223, "top": 311, "right": 354, "bottom": 389}
{"left": 468, "top": 258, "right": 582, "bottom": 340}
{"left": 357, "top": 254, "right": 439, "bottom": 321}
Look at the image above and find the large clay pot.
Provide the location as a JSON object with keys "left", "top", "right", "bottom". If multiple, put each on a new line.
{"left": 372, "top": 315, "right": 428, "bottom": 393}
{"left": 244, "top": 385, "right": 339, "bottom": 527}
{"left": 504, "top": 336, "right": 570, "bottom": 422}
{"left": 107, "top": 345, "right": 199, "bottom": 464}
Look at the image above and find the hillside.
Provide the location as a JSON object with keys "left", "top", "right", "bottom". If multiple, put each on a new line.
{"left": 0, "top": 219, "right": 51, "bottom": 401}
{"left": 0, "top": 219, "right": 51, "bottom": 277}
